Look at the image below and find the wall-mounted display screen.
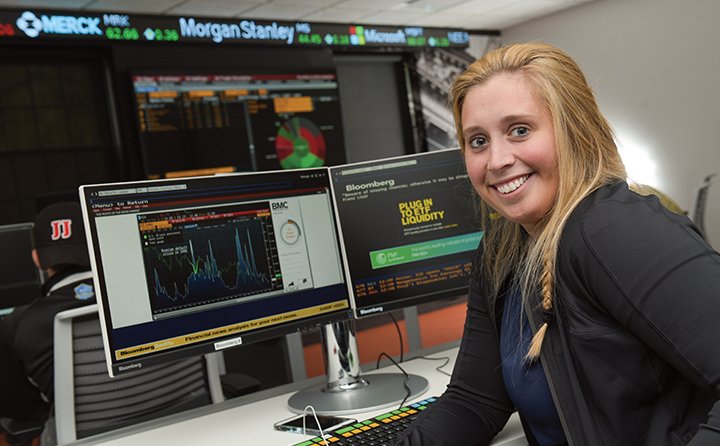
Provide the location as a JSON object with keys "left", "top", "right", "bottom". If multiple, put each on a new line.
{"left": 132, "top": 72, "right": 346, "bottom": 178}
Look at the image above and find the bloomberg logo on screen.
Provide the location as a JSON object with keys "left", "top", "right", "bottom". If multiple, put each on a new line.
{"left": 15, "top": 11, "right": 102, "bottom": 38}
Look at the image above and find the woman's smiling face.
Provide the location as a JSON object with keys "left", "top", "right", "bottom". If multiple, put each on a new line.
{"left": 462, "top": 72, "right": 559, "bottom": 236}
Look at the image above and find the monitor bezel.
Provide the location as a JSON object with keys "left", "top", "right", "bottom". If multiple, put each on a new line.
{"left": 80, "top": 167, "right": 352, "bottom": 376}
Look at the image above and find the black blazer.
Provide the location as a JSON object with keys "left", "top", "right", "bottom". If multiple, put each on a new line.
{"left": 397, "top": 181, "right": 720, "bottom": 445}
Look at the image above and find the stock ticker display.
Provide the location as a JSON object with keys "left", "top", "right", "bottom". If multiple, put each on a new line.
{"left": 133, "top": 73, "right": 346, "bottom": 178}
{"left": 0, "top": 9, "right": 469, "bottom": 49}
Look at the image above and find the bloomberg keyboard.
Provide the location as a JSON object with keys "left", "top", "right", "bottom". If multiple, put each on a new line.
{"left": 289, "top": 396, "right": 438, "bottom": 446}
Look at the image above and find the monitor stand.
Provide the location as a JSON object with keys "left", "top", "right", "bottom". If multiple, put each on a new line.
{"left": 287, "top": 318, "right": 429, "bottom": 415}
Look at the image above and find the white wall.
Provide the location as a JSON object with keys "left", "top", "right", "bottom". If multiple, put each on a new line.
{"left": 497, "top": 0, "right": 720, "bottom": 248}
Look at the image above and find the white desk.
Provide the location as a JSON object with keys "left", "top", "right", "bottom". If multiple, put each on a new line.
{"left": 68, "top": 345, "right": 526, "bottom": 445}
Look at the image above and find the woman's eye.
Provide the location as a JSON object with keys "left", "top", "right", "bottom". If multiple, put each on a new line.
{"left": 468, "top": 136, "right": 488, "bottom": 149}
{"left": 510, "top": 126, "right": 529, "bottom": 137}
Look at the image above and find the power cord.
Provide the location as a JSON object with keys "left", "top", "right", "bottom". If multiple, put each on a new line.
{"left": 374, "top": 312, "right": 410, "bottom": 408}
{"left": 388, "top": 312, "right": 404, "bottom": 362}
{"left": 376, "top": 352, "right": 411, "bottom": 409}
{"left": 376, "top": 312, "right": 453, "bottom": 409}
{"left": 386, "top": 309, "right": 452, "bottom": 377}
{"left": 408, "top": 355, "right": 452, "bottom": 377}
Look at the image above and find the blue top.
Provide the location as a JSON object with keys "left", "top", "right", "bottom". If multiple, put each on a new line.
{"left": 499, "top": 287, "right": 567, "bottom": 445}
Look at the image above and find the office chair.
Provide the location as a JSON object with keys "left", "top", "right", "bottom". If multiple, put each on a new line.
{"left": 0, "top": 417, "right": 44, "bottom": 446}
{"left": 51, "top": 304, "right": 225, "bottom": 444}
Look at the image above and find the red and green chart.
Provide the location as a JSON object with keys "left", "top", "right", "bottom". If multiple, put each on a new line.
{"left": 275, "top": 117, "right": 327, "bottom": 169}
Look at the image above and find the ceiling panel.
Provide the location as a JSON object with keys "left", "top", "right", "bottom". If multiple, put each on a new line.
{"left": 89, "top": 0, "right": 184, "bottom": 14}
{"left": 410, "top": 11, "right": 474, "bottom": 28}
{"left": 0, "top": 0, "right": 93, "bottom": 8}
{"left": 334, "top": 0, "right": 407, "bottom": 7}
{"left": 357, "top": 9, "right": 429, "bottom": 26}
{"left": 237, "top": 3, "right": 321, "bottom": 21}
{"left": 165, "top": 0, "right": 264, "bottom": 17}
{"left": 0, "top": 0, "right": 598, "bottom": 30}
{"left": 472, "top": 0, "right": 590, "bottom": 28}
{"left": 266, "top": 0, "right": 341, "bottom": 6}
{"left": 300, "top": 6, "right": 371, "bottom": 24}
{"left": 443, "top": 0, "right": 513, "bottom": 14}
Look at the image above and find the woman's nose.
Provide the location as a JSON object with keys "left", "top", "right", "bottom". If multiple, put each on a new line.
{"left": 486, "top": 142, "right": 514, "bottom": 171}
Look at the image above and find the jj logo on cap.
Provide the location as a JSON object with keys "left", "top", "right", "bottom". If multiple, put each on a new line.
{"left": 50, "top": 219, "right": 72, "bottom": 241}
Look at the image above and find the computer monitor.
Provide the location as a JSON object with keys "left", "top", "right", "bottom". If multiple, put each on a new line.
{"left": 0, "top": 223, "right": 43, "bottom": 317}
{"left": 286, "top": 149, "right": 481, "bottom": 414}
{"left": 79, "top": 168, "right": 351, "bottom": 377}
{"left": 331, "top": 148, "right": 480, "bottom": 316}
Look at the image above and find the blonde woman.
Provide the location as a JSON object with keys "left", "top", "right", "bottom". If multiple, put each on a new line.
{"left": 397, "top": 43, "right": 720, "bottom": 445}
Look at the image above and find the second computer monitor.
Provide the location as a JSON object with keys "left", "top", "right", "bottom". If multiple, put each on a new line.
{"left": 329, "top": 149, "right": 482, "bottom": 318}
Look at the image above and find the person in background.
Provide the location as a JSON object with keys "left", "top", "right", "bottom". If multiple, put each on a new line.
{"left": 396, "top": 42, "right": 720, "bottom": 445}
{"left": 0, "top": 202, "right": 95, "bottom": 422}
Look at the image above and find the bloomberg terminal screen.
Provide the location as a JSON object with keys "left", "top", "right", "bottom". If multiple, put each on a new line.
{"left": 330, "top": 149, "right": 482, "bottom": 317}
{"left": 132, "top": 72, "right": 346, "bottom": 178}
{"left": 80, "top": 169, "right": 350, "bottom": 375}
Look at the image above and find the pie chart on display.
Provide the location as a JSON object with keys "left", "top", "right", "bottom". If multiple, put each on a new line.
{"left": 275, "top": 117, "right": 327, "bottom": 169}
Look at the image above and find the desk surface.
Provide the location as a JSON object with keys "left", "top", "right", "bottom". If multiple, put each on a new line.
{"left": 70, "top": 346, "right": 525, "bottom": 446}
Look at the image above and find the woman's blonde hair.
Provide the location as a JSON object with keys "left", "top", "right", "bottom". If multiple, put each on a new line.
{"left": 451, "top": 42, "right": 627, "bottom": 359}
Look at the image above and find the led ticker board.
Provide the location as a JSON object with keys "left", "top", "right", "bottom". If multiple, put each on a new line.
{"left": 0, "top": 8, "right": 470, "bottom": 49}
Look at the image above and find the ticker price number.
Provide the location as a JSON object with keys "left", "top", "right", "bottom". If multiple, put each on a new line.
{"left": 106, "top": 27, "right": 139, "bottom": 41}
{"left": 298, "top": 33, "right": 323, "bottom": 45}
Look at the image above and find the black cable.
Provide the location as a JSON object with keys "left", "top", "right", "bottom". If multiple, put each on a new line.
{"left": 373, "top": 312, "right": 404, "bottom": 369}
{"left": 388, "top": 312, "right": 404, "bottom": 362}
{"left": 408, "top": 355, "right": 452, "bottom": 377}
{"left": 376, "top": 352, "right": 411, "bottom": 409}
{"left": 375, "top": 351, "right": 408, "bottom": 373}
